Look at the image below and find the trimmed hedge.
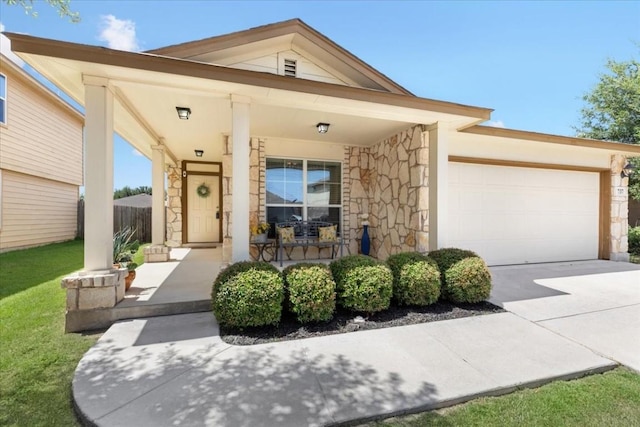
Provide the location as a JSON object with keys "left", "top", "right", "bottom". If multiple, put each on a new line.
{"left": 428, "top": 248, "right": 479, "bottom": 283}
{"left": 330, "top": 255, "right": 393, "bottom": 313}
{"left": 443, "top": 257, "right": 492, "bottom": 303}
{"left": 283, "top": 263, "right": 336, "bottom": 323}
{"left": 212, "top": 261, "right": 283, "bottom": 328}
{"left": 387, "top": 252, "right": 440, "bottom": 306}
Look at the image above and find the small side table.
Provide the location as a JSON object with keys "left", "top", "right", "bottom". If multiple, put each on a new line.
{"left": 250, "top": 239, "right": 276, "bottom": 262}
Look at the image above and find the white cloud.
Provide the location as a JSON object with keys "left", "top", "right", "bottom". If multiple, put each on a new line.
{"left": 486, "top": 120, "right": 506, "bottom": 128}
{"left": 0, "top": 23, "right": 26, "bottom": 67}
{"left": 132, "top": 149, "right": 143, "bottom": 157}
{"left": 98, "top": 15, "right": 140, "bottom": 52}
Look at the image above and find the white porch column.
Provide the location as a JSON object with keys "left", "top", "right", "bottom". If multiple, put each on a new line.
{"left": 83, "top": 76, "right": 115, "bottom": 270}
{"left": 231, "top": 95, "right": 251, "bottom": 261}
{"left": 151, "top": 144, "right": 166, "bottom": 246}
{"left": 428, "top": 122, "right": 449, "bottom": 251}
{"left": 144, "top": 143, "right": 172, "bottom": 263}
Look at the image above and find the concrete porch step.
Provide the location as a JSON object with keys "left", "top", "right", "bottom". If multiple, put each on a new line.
{"left": 65, "top": 299, "right": 212, "bottom": 332}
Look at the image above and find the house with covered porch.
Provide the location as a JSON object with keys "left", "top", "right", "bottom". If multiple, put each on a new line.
{"left": 5, "top": 19, "right": 639, "bottom": 328}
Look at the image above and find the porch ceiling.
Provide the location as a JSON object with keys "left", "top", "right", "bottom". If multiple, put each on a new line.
{"left": 7, "top": 32, "right": 493, "bottom": 165}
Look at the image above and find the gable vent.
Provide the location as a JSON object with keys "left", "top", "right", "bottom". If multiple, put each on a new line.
{"left": 284, "top": 59, "right": 297, "bottom": 77}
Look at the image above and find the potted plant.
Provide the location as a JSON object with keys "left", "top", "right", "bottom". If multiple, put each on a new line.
{"left": 250, "top": 222, "right": 270, "bottom": 242}
{"left": 113, "top": 227, "right": 139, "bottom": 290}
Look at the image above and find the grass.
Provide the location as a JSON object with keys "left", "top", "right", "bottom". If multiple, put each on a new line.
{"left": 0, "top": 240, "right": 146, "bottom": 427}
{"left": 369, "top": 368, "right": 640, "bottom": 427}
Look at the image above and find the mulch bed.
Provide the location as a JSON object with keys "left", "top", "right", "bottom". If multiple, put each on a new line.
{"left": 220, "top": 301, "right": 505, "bottom": 346}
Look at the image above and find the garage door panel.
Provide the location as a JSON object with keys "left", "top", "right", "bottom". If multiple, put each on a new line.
{"left": 448, "top": 162, "right": 599, "bottom": 265}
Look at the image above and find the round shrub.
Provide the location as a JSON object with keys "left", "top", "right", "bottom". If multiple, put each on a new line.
{"left": 443, "top": 257, "right": 492, "bottom": 303}
{"left": 330, "top": 254, "right": 378, "bottom": 287}
{"left": 394, "top": 259, "right": 441, "bottom": 306}
{"left": 212, "top": 261, "right": 277, "bottom": 299}
{"left": 283, "top": 263, "right": 336, "bottom": 323}
{"left": 386, "top": 252, "right": 430, "bottom": 283}
{"left": 428, "top": 248, "right": 479, "bottom": 282}
{"left": 212, "top": 262, "right": 283, "bottom": 328}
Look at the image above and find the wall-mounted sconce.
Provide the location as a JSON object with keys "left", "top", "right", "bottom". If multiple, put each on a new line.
{"left": 621, "top": 162, "right": 636, "bottom": 179}
{"left": 316, "top": 122, "right": 330, "bottom": 134}
{"left": 176, "top": 106, "right": 191, "bottom": 120}
{"left": 194, "top": 149, "right": 204, "bottom": 157}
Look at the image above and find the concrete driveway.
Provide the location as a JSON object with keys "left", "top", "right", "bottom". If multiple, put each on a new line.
{"left": 490, "top": 260, "right": 640, "bottom": 372}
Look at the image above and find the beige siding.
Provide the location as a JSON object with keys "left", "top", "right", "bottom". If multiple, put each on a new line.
{"left": 226, "top": 50, "right": 349, "bottom": 86}
{"left": 0, "top": 65, "right": 83, "bottom": 186}
{"left": 0, "top": 170, "right": 78, "bottom": 251}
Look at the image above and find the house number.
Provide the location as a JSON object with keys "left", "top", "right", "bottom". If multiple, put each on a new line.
{"left": 614, "top": 187, "right": 627, "bottom": 197}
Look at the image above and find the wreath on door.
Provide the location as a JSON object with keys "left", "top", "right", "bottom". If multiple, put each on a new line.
{"left": 196, "top": 183, "right": 211, "bottom": 198}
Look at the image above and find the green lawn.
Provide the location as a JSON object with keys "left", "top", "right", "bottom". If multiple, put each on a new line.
{"left": 369, "top": 368, "right": 640, "bottom": 427}
{"left": 0, "top": 240, "right": 146, "bottom": 427}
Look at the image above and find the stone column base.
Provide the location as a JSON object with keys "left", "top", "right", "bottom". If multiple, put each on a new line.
{"left": 61, "top": 268, "right": 127, "bottom": 332}
{"left": 144, "top": 245, "right": 171, "bottom": 263}
{"left": 609, "top": 252, "right": 630, "bottom": 262}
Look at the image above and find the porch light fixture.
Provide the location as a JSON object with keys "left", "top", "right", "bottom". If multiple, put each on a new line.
{"left": 621, "top": 162, "right": 636, "bottom": 178}
{"left": 194, "top": 149, "right": 204, "bottom": 157}
{"left": 176, "top": 106, "right": 191, "bottom": 120}
{"left": 316, "top": 123, "right": 330, "bottom": 134}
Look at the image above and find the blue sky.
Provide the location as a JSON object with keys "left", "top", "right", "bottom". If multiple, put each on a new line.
{"left": 1, "top": 0, "right": 638, "bottom": 190}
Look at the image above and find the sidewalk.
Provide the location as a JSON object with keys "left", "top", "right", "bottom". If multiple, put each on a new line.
{"left": 73, "top": 310, "right": 614, "bottom": 427}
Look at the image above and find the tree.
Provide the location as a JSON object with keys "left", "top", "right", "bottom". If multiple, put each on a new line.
{"left": 3, "top": 0, "right": 80, "bottom": 23}
{"left": 576, "top": 55, "right": 640, "bottom": 200}
{"left": 113, "top": 186, "right": 152, "bottom": 200}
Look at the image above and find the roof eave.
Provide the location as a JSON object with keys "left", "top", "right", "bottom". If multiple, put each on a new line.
{"left": 4, "top": 32, "right": 492, "bottom": 122}
{"left": 463, "top": 125, "right": 640, "bottom": 156}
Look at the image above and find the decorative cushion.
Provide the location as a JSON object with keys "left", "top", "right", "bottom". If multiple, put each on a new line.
{"left": 279, "top": 227, "right": 295, "bottom": 243}
{"left": 318, "top": 225, "right": 337, "bottom": 243}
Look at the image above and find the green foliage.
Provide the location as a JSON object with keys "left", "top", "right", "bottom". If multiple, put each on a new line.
{"left": 443, "top": 257, "right": 492, "bottom": 303}
{"left": 629, "top": 226, "right": 640, "bottom": 254}
{"left": 387, "top": 253, "right": 441, "bottom": 306}
{"left": 212, "top": 266, "right": 283, "bottom": 328}
{"left": 4, "top": 0, "right": 80, "bottom": 23}
{"left": 113, "top": 185, "right": 152, "bottom": 199}
{"left": 329, "top": 255, "right": 378, "bottom": 289}
{"left": 330, "top": 255, "right": 392, "bottom": 313}
{"left": 428, "top": 248, "right": 479, "bottom": 286}
{"left": 283, "top": 263, "right": 336, "bottom": 323}
{"left": 113, "top": 226, "right": 138, "bottom": 264}
{"left": 212, "top": 261, "right": 277, "bottom": 299}
{"left": 575, "top": 55, "right": 640, "bottom": 200}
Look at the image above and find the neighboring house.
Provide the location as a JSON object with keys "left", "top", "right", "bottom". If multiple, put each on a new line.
{"left": 113, "top": 194, "right": 152, "bottom": 208}
{"left": 0, "top": 52, "right": 83, "bottom": 252}
{"left": 6, "top": 18, "right": 639, "bottom": 270}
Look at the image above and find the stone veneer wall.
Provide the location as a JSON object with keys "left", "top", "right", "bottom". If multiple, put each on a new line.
{"left": 166, "top": 165, "right": 183, "bottom": 247}
{"left": 610, "top": 154, "right": 630, "bottom": 261}
{"left": 348, "top": 125, "right": 429, "bottom": 260}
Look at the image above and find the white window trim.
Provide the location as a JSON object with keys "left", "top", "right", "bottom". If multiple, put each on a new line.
{"left": 266, "top": 156, "right": 343, "bottom": 230}
{"left": 0, "top": 73, "right": 6, "bottom": 126}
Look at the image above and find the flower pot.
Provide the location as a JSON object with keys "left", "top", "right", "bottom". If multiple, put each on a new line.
{"left": 252, "top": 233, "right": 267, "bottom": 243}
{"left": 125, "top": 270, "right": 136, "bottom": 291}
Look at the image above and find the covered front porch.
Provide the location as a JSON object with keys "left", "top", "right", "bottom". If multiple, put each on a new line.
{"left": 65, "top": 247, "right": 344, "bottom": 332}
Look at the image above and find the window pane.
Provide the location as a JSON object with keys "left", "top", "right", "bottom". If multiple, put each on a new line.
{"left": 0, "top": 75, "right": 5, "bottom": 98}
{"left": 307, "top": 207, "right": 341, "bottom": 231}
{"left": 266, "top": 158, "right": 303, "bottom": 204}
{"left": 307, "top": 161, "right": 341, "bottom": 206}
{"left": 266, "top": 206, "right": 303, "bottom": 237}
{"left": 0, "top": 99, "right": 4, "bottom": 124}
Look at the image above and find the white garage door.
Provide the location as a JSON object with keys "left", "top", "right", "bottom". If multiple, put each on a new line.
{"left": 448, "top": 162, "right": 600, "bottom": 266}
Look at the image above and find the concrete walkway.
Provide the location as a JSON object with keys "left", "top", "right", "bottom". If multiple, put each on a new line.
{"left": 72, "top": 260, "right": 639, "bottom": 426}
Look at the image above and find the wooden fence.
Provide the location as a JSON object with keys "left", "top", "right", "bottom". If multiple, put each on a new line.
{"left": 77, "top": 200, "right": 152, "bottom": 243}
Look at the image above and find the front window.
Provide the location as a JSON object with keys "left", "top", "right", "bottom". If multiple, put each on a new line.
{"left": 0, "top": 74, "right": 6, "bottom": 124}
{"left": 266, "top": 157, "right": 342, "bottom": 235}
